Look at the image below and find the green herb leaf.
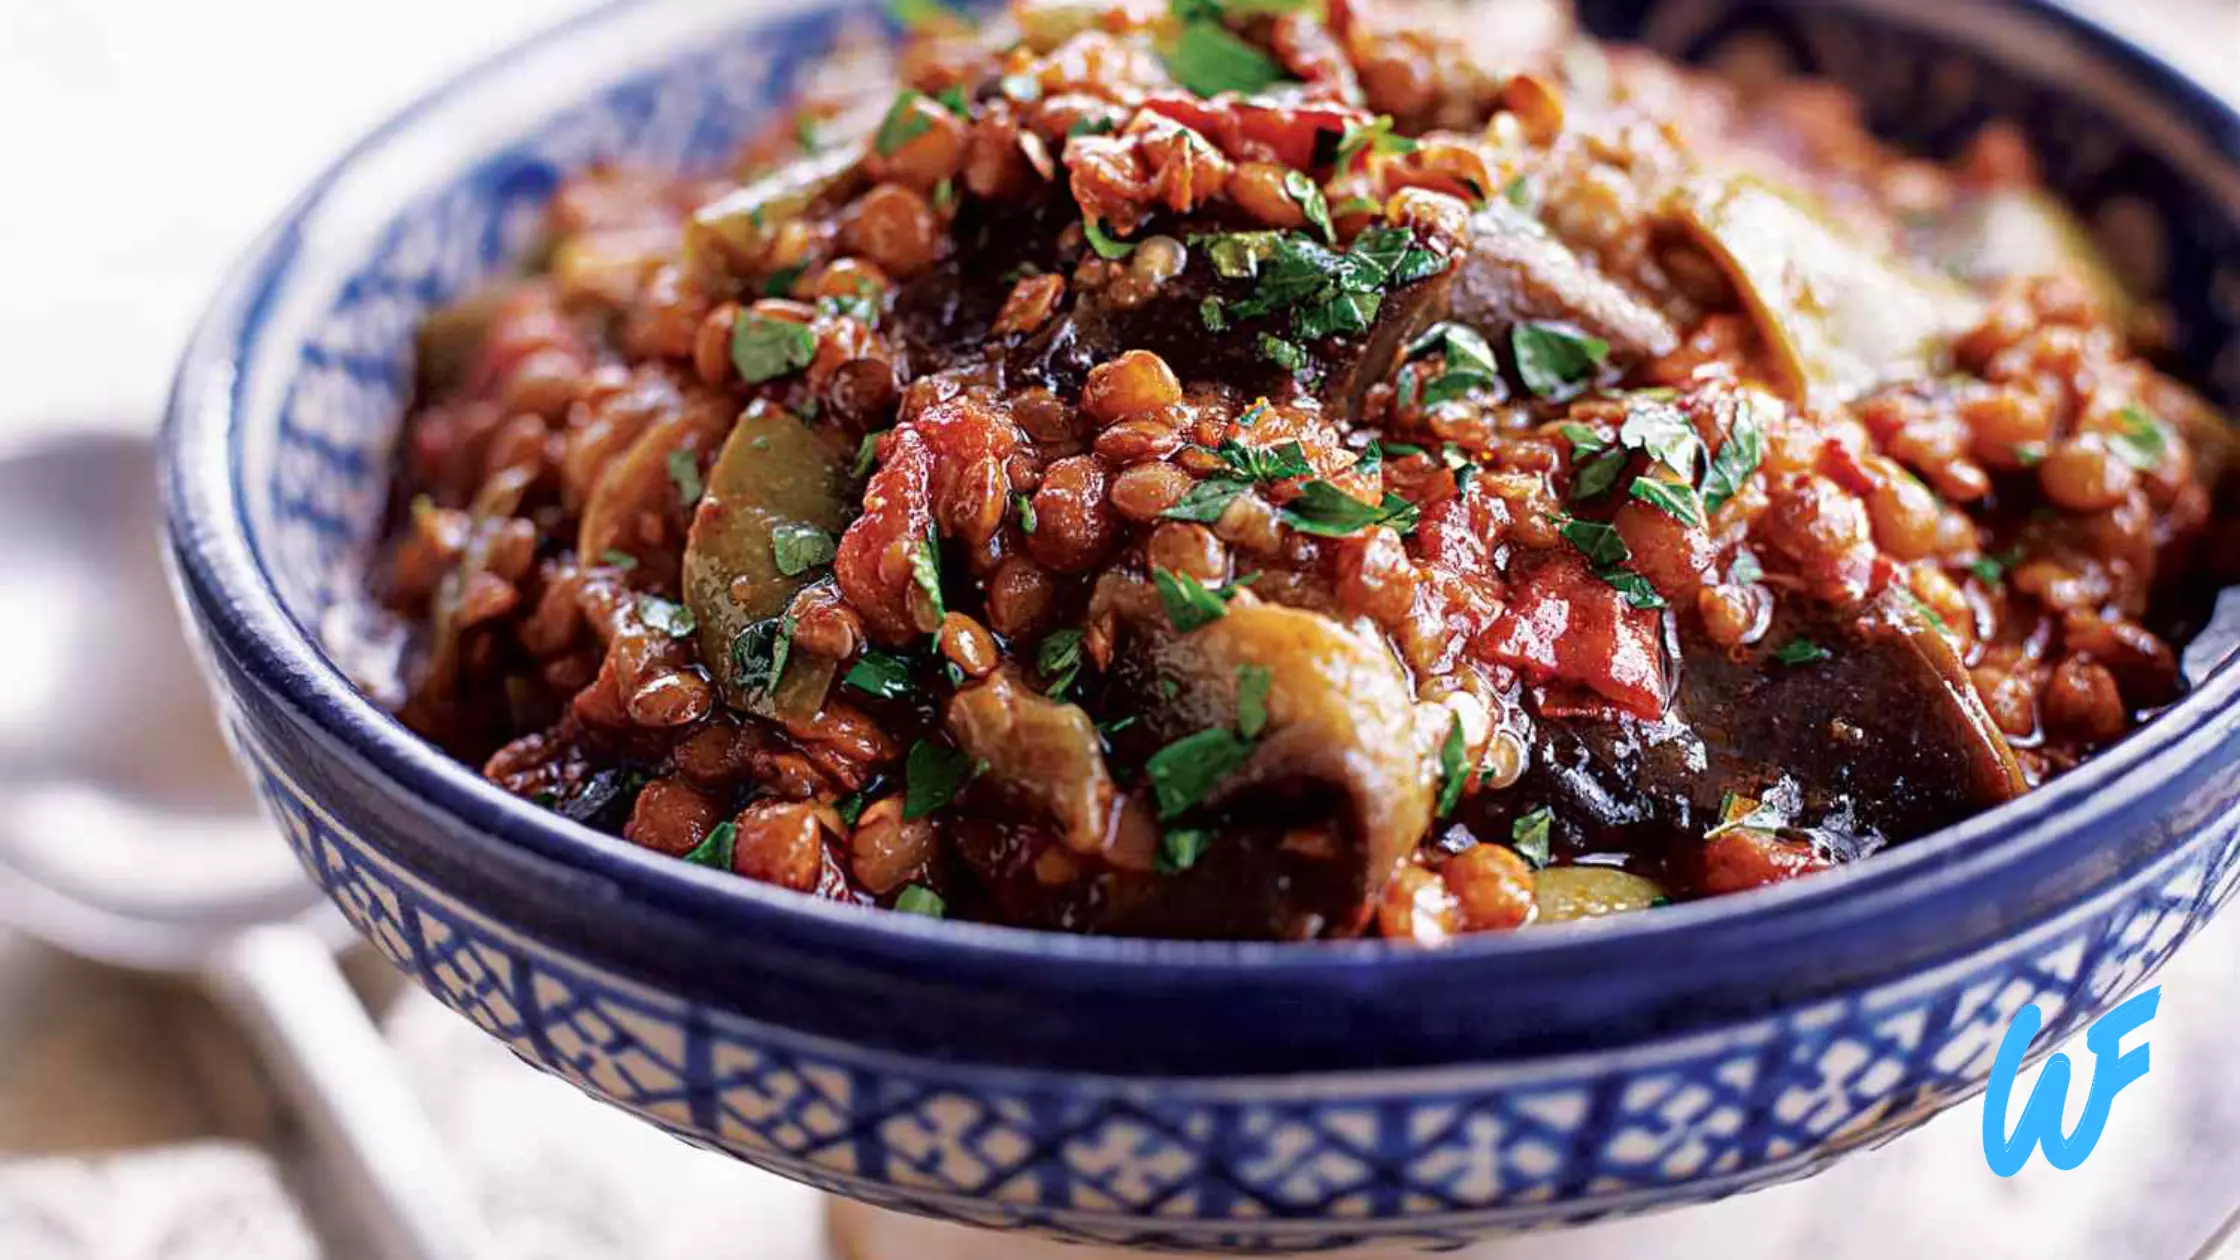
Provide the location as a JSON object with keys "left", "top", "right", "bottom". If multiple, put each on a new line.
{"left": 771, "top": 522, "right": 837, "bottom": 576}
{"left": 1558, "top": 518, "right": 1629, "bottom": 568}
{"left": 1435, "top": 717, "right": 1471, "bottom": 818}
{"left": 1333, "top": 115, "right": 1417, "bottom": 166}
{"left": 1628, "top": 477, "right": 1705, "bottom": 529}
{"left": 1279, "top": 481, "right": 1420, "bottom": 536}
{"left": 1619, "top": 398, "right": 1700, "bottom": 477}
{"left": 1354, "top": 440, "right": 1384, "bottom": 477}
{"left": 1161, "top": 21, "right": 1284, "bottom": 97}
{"left": 666, "top": 448, "right": 704, "bottom": 508}
{"left": 1968, "top": 546, "right": 2023, "bottom": 585}
{"left": 1511, "top": 323, "right": 1610, "bottom": 401}
{"left": 1284, "top": 169, "right": 1335, "bottom": 243}
{"left": 1503, "top": 174, "right": 1534, "bottom": 209}
{"left": 1200, "top": 295, "right": 1229, "bottom": 330}
{"left": 599, "top": 549, "right": 639, "bottom": 571}
{"left": 731, "top": 314, "right": 818, "bottom": 383}
{"left": 2110, "top": 405, "right": 2169, "bottom": 471}
{"left": 681, "top": 821, "right": 737, "bottom": 871}
{"left": 1700, "top": 410, "right": 1764, "bottom": 513}
{"left": 1037, "top": 628, "right": 1086, "bottom": 698}
{"left": 1083, "top": 217, "right": 1136, "bottom": 260}
{"left": 1155, "top": 567, "right": 1232, "bottom": 632}
{"left": 637, "top": 595, "right": 698, "bottom": 638}
{"left": 1258, "top": 333, "right": 1308, "bottom": 371}
{"left": 853, "top": 431, "right": 886, "bottom": 479}
{"left": 1145, "top": 727, "right": 1254, "bottom": 818}
{"left": 1772, "top": 637, "right": 1830, "bottom": 666}
{"left": 1570, "top": 448, "right": 1628, "bottom": 501}
{"left": 1557, "top": 421, "right": 1606, "bottom": 455}
{"left": 1236, "top": 663, "right": 1271, "bottom": 739}
{"left": 874, "top": 91, "right": 935, "bottom": 156}
{"left": 909, "top": 532, "right": 945, "bottom": 619}
{"left": 1729, "top": 551, "right": 1764, "bottom": 585}
{"left": 1511, "top": 807, "right": 1552, "bottom": 868}
{"left": 1162, "top": 476, "right": 1250, "bottom": 523}
{"left": 894, "top": 884, "right": 948, "bottom": 917}
{"left": 1212, "top": 438, "right": 1313, "bottom": 482}
{"left": 1068, "top": 116, "right": 1117, "bottom": 138}
{"left": 1598, "top": 566, "right": 1667, "bottom": 609}
{"left": 903, "top": 740, "right": 977, "bottom": 819}
{"left": 730, "top": 615, "right": 794, "bottom": 701}
{"left": 1158, "top": 827, "right": 1214, "bottom": 873}
{"left": 845, "top": 648, "right": 916, "bottom": 701}
{"left": 1198, "top": 230, "right": 1284, "bottom": 278}
{"left": 1705, "top": 791, "right": 1787, "bottom": 839}
{"left": 762, "top": 264, "right": 806, "bottom": 298}
{"left": 887, "top": 0, "right": 965, "bottom": 30}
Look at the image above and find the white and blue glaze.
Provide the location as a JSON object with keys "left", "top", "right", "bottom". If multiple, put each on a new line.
{"left": 161, "top": 1, "right": 2240, "bottom": 1250}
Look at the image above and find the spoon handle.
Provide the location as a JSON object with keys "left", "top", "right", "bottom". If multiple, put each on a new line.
{"left": 205, "top": 924, "right": 487, "bottom": 1260}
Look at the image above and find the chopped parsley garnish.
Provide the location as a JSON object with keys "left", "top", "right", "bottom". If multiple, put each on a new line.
{"left": 795, "top": 116, "right": 821, "bottom": 151}
{"left": 1557, "top": 422, "right": 1606, "bottom": 454}
{"left": 1194, "top": 226, "right": 1445, "bottom": 348}
{"left": 731, "top": 615, "right": 793, "bottom": 702}
{"left": 1510, "top": 807, "right": 1552, "bottom": 868}
{"left": 1503, "top": 174, "right": 1534, "bottom": 209}
{"left": 1618, "top": 398, "right": 1700, "bottom": 476}
{"left": 1511, "top": 323, "right": 1610, "bottom": 402}
{"left": 903, "top": 740, "right": 979, "bottom": 819}
{"left": 1037, "top": 628, "right": 1087, "bottom": 698}
{"left": 1570, "top": 448, "right": 1628, "bottom": 501}
{"left": 599, "top": 549, "right": 639, "bottom": 571}
{"left": 1354, "top": 440, "right": 1384, "bottom": 477}
{"left": 1279, "top": 481, "right": 1420, "bottom": 536}
{"left": 909, "top": 531, "right": 945, "bottom": 619}
{"left": 771, "top": 522, "right": 836, "bottom": 576}
{"left": 1557, "top": 518, "right": 1629, "bottom": 568}
{"left": 874, "top": 92, "right": 936, "bottom": 156}
{"left": 1145, "top": 727, "right": 1254, "bottom": 818}
{"left": 666, "top": 448, "right": 704, "bottom": 508}
{"left": 933, "top": 178, "right": 958, "bottom": 211}
{"left": 1211, "top": 438, "right": 1312, "bottom": 482}
{"left": 1161, "top": 22, "right": 1284, "bottom": 97}
{"left": 1600, "top": 568, "right": 1667, "bottom": 610}
{"left": 935, "top": 85, "right": 970, "bottom": 116}
{"left": 1162, "top": 476, "right": 1251, "bottom": 523}
{"left": 762, "top": 264, "right": 806, "bottom": 298}
{"left": 1155, "top": 567, "right": 1234, "bottom": 632}
{"left": 1898, "top": 587, "right": 1954, "bottom": 636}
{"left": 681, "top": 821, "right": 737, "bottom": 871}
{"left": 731, "top": 314, "right": 818, "bottom": 383}
{"left": 894, "top": 884, "right": 948, "bottom": 917}
{"left": 2111, "top": 405, "right": 2169, "bottom": 471}
{"left": 1158, "top": 827, "right": 1214, "bottom": 873}
{"left": 886, "top": 0, "right": 965, "bottom": 31}
{"left": 1333, "top": 114, "right": 1417, "bottom": 167}
{"left": 1258, "top": 334, "right": 1308, "bottom": 371}
{"left": 1435, "top": 717, "right": 1471, "bottom": 818}
{"left": 1200, "top": 296, "right": 1229, "bottom": 330}
{"left": 1729, "top": 551, "right": 1764, "bottom": 585}
{"left": 1000, "top": 492, "right": 1032, "bottom": 537}
{"left": 1700, "top": 408, "right": 1765, "bottom": 512}
{"left": 1772, "top": 637, "right": 1831, "bottom": 666}
{"left": 1068, "top": 116, "right": 1117, "bottom": 138}
{"left": 1705, "top": 791, "right": 1787, "bottom": 839}
{"left": 1409, "top": 321, "right": 1502, "bottom": 407}
{"left": 1628, "top": 477, "right": 1705, "bottom": 529}
{"left": 637, "top": 595, "right": 697, "bottom": 638}
{"left": 1083, "top": 217, "right": 1136, "bottom": 260}
{"left": 1236, "top": 663, "right": 1271, "bottom": 739}
{"left": 2014, "top": 442, "right": 2049, "bottom": 468}
{"left": 844, "top": 648, "right": 916, "bottom": 701}
{"left": 1284, "top": 170, "right": 1335, "bottom": 243}
{"left": 1968, "top": 546, "right": 2023, "bottom": 584}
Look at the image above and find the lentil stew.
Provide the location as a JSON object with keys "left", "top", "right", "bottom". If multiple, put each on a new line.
{"left": 373, "top": 0, "right": 2237, "bottom": 942}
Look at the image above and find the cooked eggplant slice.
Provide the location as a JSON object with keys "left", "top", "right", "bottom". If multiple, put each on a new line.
{"left": 1447, "top": 201, "right": 1681, "bottom": 366}
{"left": 682, "top": 399, "right": 853, "bottom": 718}
{"left": 1483, "top": 587, "right": 2026, "bottom": 868}
{"left": 944, "top": 667, "right": 1122, "bottom": 857}
{"left": 1920, "top": 188, "right": 2133, "bottom": 323}
{"left": 684, "top": 140, "right": 868, "bottom": 286}
{"left": 1669, "top": 175, "right": 1984, "bottom": 405}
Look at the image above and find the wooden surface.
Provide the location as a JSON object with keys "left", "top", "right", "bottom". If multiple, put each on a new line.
{"left": 1, "top": 2, "right": 2234, "bottom": 1257}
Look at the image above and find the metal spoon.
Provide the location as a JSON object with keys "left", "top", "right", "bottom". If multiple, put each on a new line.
{"left": 0, "top": 428, "right": 484, "bottom": 1260}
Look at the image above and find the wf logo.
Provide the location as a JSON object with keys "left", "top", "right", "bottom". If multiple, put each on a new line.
{"left": 1981, "top": 985, "right": 2160, "bottom": 1176}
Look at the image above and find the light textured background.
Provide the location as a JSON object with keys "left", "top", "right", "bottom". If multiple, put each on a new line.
{"left": 0, "top": 2, "right": 2236, "bottom": 1258}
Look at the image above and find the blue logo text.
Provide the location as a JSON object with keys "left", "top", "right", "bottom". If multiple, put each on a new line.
{"left": 1981, "top": 985, "right": 2159, "bottom": 1176}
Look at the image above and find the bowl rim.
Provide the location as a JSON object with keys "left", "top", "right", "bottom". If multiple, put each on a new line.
{"left": 160, "top": 0, "right": 2240, "bottom": 995}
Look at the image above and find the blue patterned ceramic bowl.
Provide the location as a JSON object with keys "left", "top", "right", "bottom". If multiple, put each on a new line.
{"left": 162, "top": 0, "right": 2240, "bottom": 1250}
